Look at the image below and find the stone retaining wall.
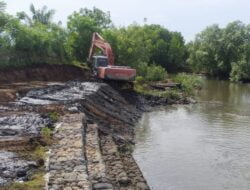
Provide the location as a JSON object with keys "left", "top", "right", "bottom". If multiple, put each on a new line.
{"left": 1, "top": 81, "right": 150, "bottom": 189}
{"left": 47, "top": 114, "right": 91, "bottom": 190}
{"left": 47, "top": 113, "right": 149, "bottom": 190}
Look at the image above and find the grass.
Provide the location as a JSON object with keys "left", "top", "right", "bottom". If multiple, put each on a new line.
{"left": 173, "top": 73, "right": 202, "bottom": 95}
{"left": 134, "top": 76, "right": 182, "bottom": 100}
{"left": 8, "top": 112, "right": 58, "bottom": 190}
{"left": 4, "top": 172, "right": 45, "bottom": 190}
{"left": 8, "top": 125, "right": 53, "bottom": 190}
{"left": 70, "top": 60, "right": 89, "bottom": 70}
{"left": 47, "top": 112, "right": 59, "bottom": 123}
{"left": 40, "top": 127, "right": 53, "bottom": 145}
{"left": 134, "top": 73, "right": 202, "bottom": 102}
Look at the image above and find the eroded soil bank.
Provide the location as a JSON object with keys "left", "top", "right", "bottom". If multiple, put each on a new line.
{"left": 0, "top": 78, "right": 150, "bottom": 189}
{"left": 0, "top": 65, "right": 188, "bottom": 189}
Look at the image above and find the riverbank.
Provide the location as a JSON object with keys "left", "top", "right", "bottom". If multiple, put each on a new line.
{"left": 0, "top": 66, "right": 191, "bottom": 189}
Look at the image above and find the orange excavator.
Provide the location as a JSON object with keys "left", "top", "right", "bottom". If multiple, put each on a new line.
{"left": 88, "top": 32, "right": 136, "bottom": 81}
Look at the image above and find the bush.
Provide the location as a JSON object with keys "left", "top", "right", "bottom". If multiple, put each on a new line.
{"left": 145, "top": 64, "right": 166, "bottom": 81}
{"left": 230, "top": 58, "right": 250, "bottom": 82}
{"left": 48, "top": 112, "right": 59, "bottom": 123}
{"left": 41, "top": 127, "right": 52, "bottom": 145}
{"left": 137, "top": 61, "right": 166, "bottom": 81}
{"left": 135, "top": 76, "right": 145, "bottom": 85}
{"left": 173, "top": 73, "right": 202, "bottom": 95}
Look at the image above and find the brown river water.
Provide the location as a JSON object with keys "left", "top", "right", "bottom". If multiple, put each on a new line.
{"left": 133, "top": 78, "right": 250, "bottom": 190}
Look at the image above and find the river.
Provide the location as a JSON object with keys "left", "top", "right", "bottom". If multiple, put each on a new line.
{"left": 133, "top": 78, "right": 250, "bottom": 190}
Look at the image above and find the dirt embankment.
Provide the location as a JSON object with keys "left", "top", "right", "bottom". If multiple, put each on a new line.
{"left": 0, "top": 64, "right": 91, "bottom": 84}
{"left": 0, "top": 64, "right": 193, "bottom": 189}
{"left": 0, "top": 65, "right": 151, "bottom": 189}
{"left": 0, "top": 64, "right": 91, "bottom": 102}
{"left": 0, "top": 65, "right": 193, "bottom": 189}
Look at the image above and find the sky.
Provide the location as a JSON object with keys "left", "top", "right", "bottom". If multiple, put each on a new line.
{"left": 4, "top": 0, "right": 250, "bottom": 41}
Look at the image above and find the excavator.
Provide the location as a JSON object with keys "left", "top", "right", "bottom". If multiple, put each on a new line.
{"left": 88, "top": 32, "right": 136, "bottom": 81}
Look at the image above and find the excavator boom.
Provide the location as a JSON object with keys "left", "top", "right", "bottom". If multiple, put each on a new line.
{"left": 88, "top": 32, "right": 114, "bottom": 65}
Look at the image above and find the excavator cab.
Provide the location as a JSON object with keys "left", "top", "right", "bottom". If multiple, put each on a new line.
{"left": 93, "top": 55, "right": 109, "bottom": 68}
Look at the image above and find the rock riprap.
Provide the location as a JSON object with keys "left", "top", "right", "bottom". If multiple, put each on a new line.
{"left": 0, "top": 81, "right": 149, "bottom": 189}
{"left": 0, "top": 151, "right": 37, "bottom": 186}
{"left": 47, "top": 114, "right": 91, "bottom": 190}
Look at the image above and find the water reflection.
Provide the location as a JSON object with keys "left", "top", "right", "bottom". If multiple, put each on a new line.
{"left": 134, "top": 78, "right": 250, "bottom": 190}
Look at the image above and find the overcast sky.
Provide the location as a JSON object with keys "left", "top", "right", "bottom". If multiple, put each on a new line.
{"left": 5, "top": 0, "right": 250, "bottom": 41}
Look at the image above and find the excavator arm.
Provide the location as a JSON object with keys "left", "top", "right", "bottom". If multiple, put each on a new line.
{"left": 88, "top": 32, "right": 114, "bottom": 66}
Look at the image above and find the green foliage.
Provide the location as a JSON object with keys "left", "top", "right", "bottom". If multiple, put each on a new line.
{"left": 2, "top": 2, "right": 250, "bottom": 84}
{"left": 134, "top": 75, "right": 183, "bottom": 100}
{"left": 67, "top": 7, "right": 112, "bottom": 62}
{"left": 173, "top": 73, "right": 202, "bottom": 95}
{"left": 149, "top": 89, "right": 181, "bottom": 99}
{"left": 103, "top": 24, "right": 187, "bottom": 73}
{"left": 20, "top": 128, "right": 51, "bottom": 161}
{"left": 0, "top": 16, "right": 70, "bottom": 69}
{"left": 17, "top": 4, "right": 55, "bottom": 25}
{"left": 6, "top": 172, "right": 45, "bottom": 190}
{"left": 77, "top": 7, "right": 112, "bottom": 29}
{"left": 48, "top": 112, "right": 59, "bottom": 123}
{"left": 230, "top": 57, "right": 250, "bottom": 82}
{"left": 145, "top": 64, "right": 166, "bottom": 81}
{"left": 136, "top": 62, "right": 166, "bottom": 81}
{"left": 188, "top": 21, "right": 250, "bottom": 81}
{"left": 0, "top": 2, "right": 187, "bottom": 76}
{"left": 134, "top": 81, "right": 181, "bottom": 100}
{"left": 41, "top": 127, "right": 52, "bottom": 145}
{"left": 135, "top": 76, "right": 146, "bottom": 85}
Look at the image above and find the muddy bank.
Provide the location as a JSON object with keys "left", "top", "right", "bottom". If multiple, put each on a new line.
{"left": 0, "top": 151, "right": 38, "bottom": 185}
{"left": 18, "top": 81, "right": 139, "bottom": 142}
{"left": 0, "top": 81, "right": 151, "bottom": 189}
{"left": 0, "top": 64, "right": 91, "bottom": 84}
{"left": 0, "top": 64, "right": 91, "bottom": 102}
{"left": 0, "top": 77, "right": 192, "bottom": 189}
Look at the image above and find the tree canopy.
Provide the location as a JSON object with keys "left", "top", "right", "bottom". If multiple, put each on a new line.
{"left": 103, "top": 24, "right": 187, "bottom": 73}
{"left": 17, "top": 4, "right": 55, "bottom": 25}
{"left": 188, "top": 21, "right": 250, "bottom": 81}
{"left": 1, "top": 2, "right": 249, "bottom": 82}
{"left": 67, "top": 7, "right": 112, "bottom": 62}
{"left": 0, "top": 1, "right": 6, "bottom": 13}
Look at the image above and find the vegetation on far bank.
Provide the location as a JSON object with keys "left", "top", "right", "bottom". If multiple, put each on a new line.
{"left": 188, "top": 21, "right": 250, "bottom": 82}
{"left": 1, "top": 1, "right": 250, "bottom": 84}
{"left": 0, "top": 1, "right": 186, "bottom": 79}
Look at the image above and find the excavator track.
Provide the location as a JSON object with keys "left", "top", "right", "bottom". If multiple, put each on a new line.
{"left": 90, "top": 74, "right": 134, "bottom": 90}
{"left": 104, "top": 80, "right": 134, "bottom": 91}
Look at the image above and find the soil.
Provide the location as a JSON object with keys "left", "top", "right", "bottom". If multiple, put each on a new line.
{"left": 0, "top": 65, "right": 189, "bottom": 189}
{"left": 0, "top": 64, "right": 91, "bottom": 84}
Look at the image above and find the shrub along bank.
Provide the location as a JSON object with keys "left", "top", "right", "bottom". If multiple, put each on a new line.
{"left": 0, "top": 2, "right": 187, "bottom": 81}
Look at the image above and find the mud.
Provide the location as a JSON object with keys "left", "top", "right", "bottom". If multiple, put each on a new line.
{"left": 0, "top": 61, "right": 191, "bottom": 188}
{"left": 0, "top": 80, "right": 150, "bottom": 189}
{"left": 0, "top": 113, "right": 50, "bottom": 137}
{"left": 18, "top": 82, "right": 139, "bottom": 142}
{"left": 0, "top": 64, "right": 90, "bottom": 84}
{"left": 0, "top": 151, "right": 37, "bottom": 186}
